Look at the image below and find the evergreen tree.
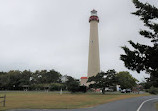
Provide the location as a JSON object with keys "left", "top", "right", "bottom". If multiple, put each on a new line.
{"left": 87, "top": 70, "right": 117, "bottom": 94}
{"left": 120, "top": 0, "right": 158, "bottom": 87}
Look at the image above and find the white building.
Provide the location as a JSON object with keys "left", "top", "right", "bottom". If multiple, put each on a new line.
{"left": 61, "top": 75, "right": 68, "bottom": 83}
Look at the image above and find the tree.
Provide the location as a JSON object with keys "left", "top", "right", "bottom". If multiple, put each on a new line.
{"left": 45, "top": 69, "right": 62, "bottom": 83}
{"left": 31, "top": 69, "right": 62, "bottom": 84}
{"left": 38, "top": 70, "right": 47, "bottom": 84}
{"left": 116, "top": 71, "right": 138, "bottom": 89}
{"left": 0, "top": 72, "right": 7, "bottom": 89}
{"left": 65, "top": 76, "right": 80, "bottom": 93}
{"left": 0, "top": 74, "right": 9, "bottom": 90}
{"left": 0, "top": 70, "right": 22, "bottom": 90}
{"left": 7, "top": 70, "right": 22, "bottom": 90}
{"left": 0, "top": 69, "right": 66, "bottom": 90}
{"left": 19, "top": 70, "right": 32, "bottom": 87}
{"left": 87, "top": 70, "right": 117, "bottom": 94}
{"left": 120, "top": 0, "right": 158, "bottom": 87}
{"left": 0, "top": 72, "right": 6, "bottom": 76}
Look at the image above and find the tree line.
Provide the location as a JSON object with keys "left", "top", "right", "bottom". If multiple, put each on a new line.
{"left": 0, "top": 69, "right": 138, "bottom": 93}
{"left": 0, "top": 69, "right": 79, "bottom": 92}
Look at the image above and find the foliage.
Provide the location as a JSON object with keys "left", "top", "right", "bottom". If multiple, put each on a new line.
{"left": 0, "top": 69, "right": 81, "bottom": 92}
{"left": 49, "top": 83, "right": 65, "bottom": 91}
{"left": 148, "top": 86, "right": 158, "bottom": 95}
{"left": 79, "top": 86, "right": 87, "bottom": 93}
{"left": 0, "top": 69, "right": 62, "bottom": 90}
{"left": 0, "top": 70, "right": 22, "bottom": 90}
{"left": 141, "top": 79, "right": 154, "bottom": 89}
{"left": 87, "top": 69, "right": 117, "bottom": 94}
{"left": 67, "top": 81, "right": 80, "bottom": 93}
{"left": 19, "top": 70, "right": 32, "bottom": 86}
{"left": 42, "top": 70, "right": 62, "bottom": 83}
{"left": 30, "top": 84, "right": 46, "bottom": 90}
{"left": 120, "top": 0, "right": 158, "bottom": 87}
{"left": 66, "top": 76, "right": 80, "bottom": 93}
{"left": 31, "top": 69, "right": 62, "bottom": 84}
{"left": 116, "top": 71, "right": 138, "bottom": 89}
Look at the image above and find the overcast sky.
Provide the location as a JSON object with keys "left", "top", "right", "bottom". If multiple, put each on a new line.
{"left": 0, "top": 0, "right": 157, "bottom": 81}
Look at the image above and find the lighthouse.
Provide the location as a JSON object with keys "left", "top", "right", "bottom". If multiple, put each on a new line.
{"left": 88, "top": 9, "right": 100, "bottom": 77}
{"left": 80, "top": 10, "right": 100, "bottom": 86}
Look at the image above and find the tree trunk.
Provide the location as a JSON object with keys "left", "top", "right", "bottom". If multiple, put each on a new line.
{"left": 102, "top": 87, "right": 105, "bottom": 94}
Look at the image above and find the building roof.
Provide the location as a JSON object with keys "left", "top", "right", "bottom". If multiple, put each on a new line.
{"left": 81, "top": 77, "right": 88, "bottom": 79}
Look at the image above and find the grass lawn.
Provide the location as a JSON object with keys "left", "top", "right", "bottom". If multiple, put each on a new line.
{"left": 0, "top": 91, "right": 149, "bottom": 111}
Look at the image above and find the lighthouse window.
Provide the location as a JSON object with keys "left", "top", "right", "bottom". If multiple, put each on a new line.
{"left": 91, "top": 40, "right": 93, "bottom": 43}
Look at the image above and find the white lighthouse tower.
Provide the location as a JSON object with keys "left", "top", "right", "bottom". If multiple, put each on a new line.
{"left": 80, "top": 10, "right": 100, "bottom": 86}
{"left": 88, "top": 9, "right": 100, "bottom": 77}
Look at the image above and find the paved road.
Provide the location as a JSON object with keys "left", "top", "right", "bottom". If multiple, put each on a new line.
{"left": 8, "top": 95, "right": 158, "bottom": 111}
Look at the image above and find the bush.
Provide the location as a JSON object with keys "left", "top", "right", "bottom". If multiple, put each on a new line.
{"left": 67, "top": 81, "right": 80, "bottom": 93}
{"left": 79, "top": 86, "right": 87, "bottom": 93}
{"left": 148, "top": 86, "right": 158, "bottom": 94}
{"left": 145, "top": 89, "right": 149, "bottom": 92}
{"left": 49, "top": 83, "right": 65, "bottom": 91}
{"left": 30, "top": 84, "right": 50, "bottom": 90}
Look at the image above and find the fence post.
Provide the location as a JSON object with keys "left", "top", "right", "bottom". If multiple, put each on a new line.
{"left": 0, "top": 95, "right": 6, "bottom": 107}
{"left": 3, "top": 95, "right": 6, "bottom": 107}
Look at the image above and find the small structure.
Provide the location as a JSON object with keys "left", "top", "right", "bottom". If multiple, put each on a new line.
{"left": 22, "top": 85, "right": 30, "bottom": 91}
{"left": 116, "top": 85, "right": 121, "bottom": 91}
{"left": 61, "top": 75, "right": 68, "bottom": 83}
{"left": 80, "top": 77, "right": 88, "bottom": 86}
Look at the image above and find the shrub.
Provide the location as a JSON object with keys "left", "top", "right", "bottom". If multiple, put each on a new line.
{"left": 79, "top": 86, "right": 87, "bottom": 93}
{"left": 49, "top": 83, "right": 65, "bottom": 91}
{"left": 148, "top": 86, "right": 158, "bottom": 94}
{"left": 67, "top": 81, "right": 80, "bottom": 93}
{"left": 145, "top": 89, "right": 149, "bottom": 92}
{"left": 30, "top": 84, "right": 46, "bottom": 90}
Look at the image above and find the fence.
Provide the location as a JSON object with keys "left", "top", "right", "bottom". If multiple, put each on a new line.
{"left": 0, "top": 95, "right": 6, "bottom": 107}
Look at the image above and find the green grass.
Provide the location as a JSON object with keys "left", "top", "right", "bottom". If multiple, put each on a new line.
{"left": 0, "top": 91, "right": 149, "bottom": 111}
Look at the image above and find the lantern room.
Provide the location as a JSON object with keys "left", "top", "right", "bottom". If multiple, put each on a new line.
{"left": 89, "top": 9, "right": 99, "bottom": 22}
{"left": 91, "top": 9, "right": 97, "bottom": 16}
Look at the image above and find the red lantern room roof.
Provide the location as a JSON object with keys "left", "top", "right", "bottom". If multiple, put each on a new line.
{"left": 81, "top": 77, "right": 88, "bottom": 79}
